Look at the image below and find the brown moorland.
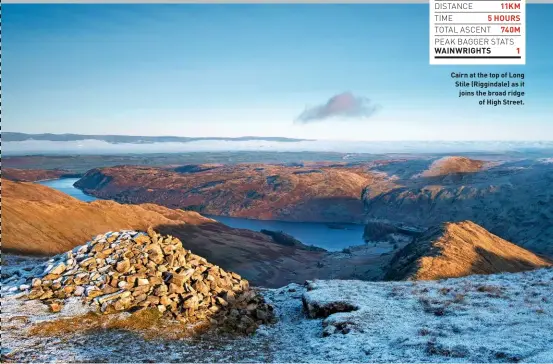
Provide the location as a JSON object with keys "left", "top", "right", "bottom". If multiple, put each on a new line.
{"left": 74, "top": 164, "right": 395, "bottom": 223}
{"left": 385, "top": 221, "right": 552, "bottom": 281}
{"left": 2, "top": 168, "right": 81, "bottom": 182}
{"left": 420, "top": 156, "right": 486, "bottom": 177}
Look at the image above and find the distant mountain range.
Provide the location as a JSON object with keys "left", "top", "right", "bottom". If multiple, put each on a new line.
{"left": 2, "top": 132, "right": 313, "bottom": 144}
{"left": 4, "top": 132, "right": 553, "bottom": 156}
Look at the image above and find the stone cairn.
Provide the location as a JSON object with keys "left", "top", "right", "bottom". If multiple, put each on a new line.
{"left": 20, "top": 228, "right": 275, "bottom": 334}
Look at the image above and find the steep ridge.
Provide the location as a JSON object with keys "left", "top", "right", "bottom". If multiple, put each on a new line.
{"left": 2, "top": 180, "right": 327, "bottom": 287}
{"left": 74, "top": 164, "right": 395, "bottom": 223}
{"left": 385, "top": 221, "right": 552, "bottom": 281}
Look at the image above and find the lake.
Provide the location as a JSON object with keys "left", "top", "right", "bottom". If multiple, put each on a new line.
{"left": 38, "top": 178, "right": 367, "bottom": 251}
{"left": 206, "top": 215, "right": 366, "bottom": 251}
{"left": 38, "top": 178, "right": 98, "bottom": 202}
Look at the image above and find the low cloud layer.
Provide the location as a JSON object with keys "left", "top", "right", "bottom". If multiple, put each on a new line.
{"left": 295, "top": 92, "right": 381, "bottom": 124}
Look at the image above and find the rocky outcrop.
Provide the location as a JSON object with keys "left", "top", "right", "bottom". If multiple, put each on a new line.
{"left": 2, "top": 168, "right": 81, "bottom": 182}
{"left": 384, "top": 221, "right": 552, "bottom": 281}
{"left": 16, "top": 229, "right": 275, "bottom": 334}
{"left": 363, "top": 220, "right": 423, "bottom": 242}
{"left": 74, "top": 164, "right": 394, "bottom": 223}
{"left": 302, "top": 281, "right": 359, "bottom": 319}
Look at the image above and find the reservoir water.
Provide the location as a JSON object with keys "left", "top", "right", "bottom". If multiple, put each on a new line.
{"left": 38, "top": 178, "right": 98, "bottom": 202}
{"left": 37, "top": 178, "right": 367, "bottom": 251}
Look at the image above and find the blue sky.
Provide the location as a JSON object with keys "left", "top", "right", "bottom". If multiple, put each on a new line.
{"left": 3, "top": 4, "right": 552, "bottom": 141}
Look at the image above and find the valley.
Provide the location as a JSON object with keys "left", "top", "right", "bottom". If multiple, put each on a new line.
{"left": 12, "top": 152, "right": 549, "bottom": 259}
{"left": 3, "top": 1, "right": 552, "bottom": 359}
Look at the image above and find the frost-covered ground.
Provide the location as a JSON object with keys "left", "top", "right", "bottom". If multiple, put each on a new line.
{"left": 282, "top": 271, "right": 553, "bottom": 363}
{"left": 2, "top": 255, "right": 552, "bottom": 362}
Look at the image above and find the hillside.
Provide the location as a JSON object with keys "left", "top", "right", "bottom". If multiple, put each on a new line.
{"left": 420, "top": 156, "right": 486, "bottom": 177}
{"left": 2, "top": 180, "right": 328, "bottom": 287}
{"left": 74, "top": 164, "right": 395, "bottom": 223}
{"left": 385, "top": 221, "right": 551, "bottom": 281}
{"left": 2, "top": 168, "right": 81, "bottom": 182}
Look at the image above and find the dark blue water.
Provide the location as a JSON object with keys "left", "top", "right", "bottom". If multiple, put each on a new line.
{"left": 38, "top": 178, "right": 366, "bottom": 251}
{"left": 206, "top": 215, "right": 366, "bottom": 251}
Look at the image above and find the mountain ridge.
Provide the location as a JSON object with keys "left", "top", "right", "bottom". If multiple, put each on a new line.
{"left": 3, "top": 132, "right": 313, "bottom": 144}
{"left": 385, "top": 220, "right": 552, "bottom": 281}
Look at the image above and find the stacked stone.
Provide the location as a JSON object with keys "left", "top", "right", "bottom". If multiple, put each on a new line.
{"left": 22, "top": 228, "right": 275, "bottom": 333}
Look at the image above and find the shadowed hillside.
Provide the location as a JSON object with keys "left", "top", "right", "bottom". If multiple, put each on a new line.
{"left": 364, "top": 157, "right": 553, "bottom": 257}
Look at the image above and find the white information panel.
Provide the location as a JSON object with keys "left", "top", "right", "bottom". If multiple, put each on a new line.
{"left": 430, "top": 0, "right": 526, "bottom": 64}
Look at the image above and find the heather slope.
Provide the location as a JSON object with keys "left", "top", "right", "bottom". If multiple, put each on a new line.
{"left": 385, "top": 221, "right": 551, "bottom": 281}
{"left": 74, "top": 164, "right": 395, "bottom": 223}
